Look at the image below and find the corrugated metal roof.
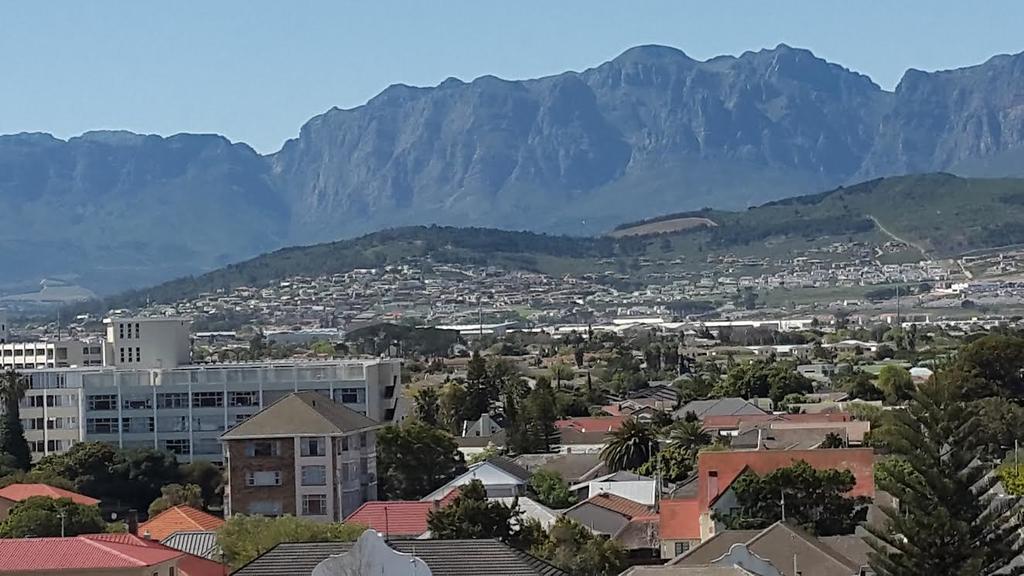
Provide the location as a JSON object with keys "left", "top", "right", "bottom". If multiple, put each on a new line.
{"left": 233, "top": 539, "right": 567, "bottom": 576}
{"left": 161, "top": 530, "right": 220, "bottom": 559}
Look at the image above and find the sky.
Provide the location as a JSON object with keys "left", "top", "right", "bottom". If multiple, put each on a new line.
{"left": 1, "top": 1, "right": 1022, "bottom": 153}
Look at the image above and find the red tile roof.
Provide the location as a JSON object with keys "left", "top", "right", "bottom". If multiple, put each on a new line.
{"left": 0, "top": 534, "right": 181, "bottom": 571}
{"left": 0, "top": 483, "right": 100, "bottom": 506}
{"left": 659, "top": 499, "right": 701, "bottom": 540}
{"left": 555, "top": 415, "right": 627, "bottom": 433}
{"left": 582, "top": 492, "right": 654, "bottom": 519}
{"left": 347, "top": 501, "right": 437, "bottom": 536}
{"left": 702, "top": 412, "right": 851, "bottom": 430}
{"left": 84, "top": 534, "right": 225, "bottom": 576}
{"left": 139, "top": 505, "right": 225, "bottom": 541}
{"left": 697, "top": 448, "right": 875, "bottom": 512}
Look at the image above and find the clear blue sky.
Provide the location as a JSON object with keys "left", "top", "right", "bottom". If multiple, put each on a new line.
{"left": 1, "top": 1, "right": 1021, "bottom": 153}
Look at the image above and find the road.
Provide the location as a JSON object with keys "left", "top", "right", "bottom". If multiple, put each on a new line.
{"left": 867, "top": 215, "right": 931, "bottom": 261}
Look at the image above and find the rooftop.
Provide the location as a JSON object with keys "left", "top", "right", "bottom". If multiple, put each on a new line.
{"left": 221, "top": 391, "right": 379, "bottom": 439}
{"left": 0, "top": 483, "right": 100, "bottom": 507}
{"left": 139, "top": 505, "right": 225, "bottom": 542}
{"left": 0, "top": 534, "right": 182, "bottom": 571}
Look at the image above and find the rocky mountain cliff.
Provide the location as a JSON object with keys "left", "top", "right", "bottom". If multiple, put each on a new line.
{"left": 5, "top": 44, "right": 1024, "bottom": 292}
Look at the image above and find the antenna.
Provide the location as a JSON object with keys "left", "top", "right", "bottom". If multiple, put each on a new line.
{"left": 384, "top": 505, "right": 389, "bottom": 541}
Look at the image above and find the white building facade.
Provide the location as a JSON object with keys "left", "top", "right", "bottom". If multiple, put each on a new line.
{"left": 18, "top": 317, "right": 402, "bottom": 462}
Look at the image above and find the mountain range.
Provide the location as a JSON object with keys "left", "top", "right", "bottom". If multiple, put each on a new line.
{"left": 5, "top": 44, "right": 1024, "bottom": 293}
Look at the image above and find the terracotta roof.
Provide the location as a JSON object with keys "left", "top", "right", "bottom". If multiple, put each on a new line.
{"left": 659, "top": 499, "right": 701, "bottom": 540}
{"left": 554, "top": 415, "right": 627, "bottom": 433}
{"left": 221, "top": 391, "right": 379, "bottom": 439}
{"left": 85, "top": 533, "right": 225, "bottom": 576}
{"left": 0, "top": 534, "right": 182, "bottom": 571}
{"left": 139, "top": 505, "right": 225, "bottom": 541}
{"left": 346, "top": 501, "right": 436, "bottom": 536}
{"left": 579, "top": 492, "right": 653, "bottom": 519}
{"left": 697, "top": 448, "right": 875, "bottom": 512}
{"left": 0, "top": 483, "right": 99, "bottom": 506}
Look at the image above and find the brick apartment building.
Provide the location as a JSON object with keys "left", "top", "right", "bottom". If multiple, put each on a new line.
{"left": 221, "top": 391, "right": 381, "bottom": 522}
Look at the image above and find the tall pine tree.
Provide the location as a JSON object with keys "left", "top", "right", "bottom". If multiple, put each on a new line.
{"left": 867, "top": 376, "right": 1024, "bottom": 576}
{"left": 0, "top": 371, "right": 30, "bottom": 471}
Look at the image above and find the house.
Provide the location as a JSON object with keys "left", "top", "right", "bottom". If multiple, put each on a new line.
{"left": 0, "top": 483, "right": 99, "bottom": 520}
{"left": 696, "top": 449, "right": 875, "bottom": 540}
{"left": 701, "top": 412, "right": 851, "bottom": 435}
{"left": 233, "top": 530, "right": 568, "bottom": 576}
{"left": 160, "top": 530, "right": 221, "bottom": 561}
{"left": 673, "top": 398, "right": 767, "bottom": 421}
{"left": 555, "top": 415, "right": 628, "bottom": 433}
{"left": 659, "top": 499, "right": 702, "bottom": 559}
{"left": 570, "top": 471, "right": 657, "bottom": 505}
{"left": 220, "top": 391, "right": 382, "bottom": 522}
{"left": 346, "top": 489, "right": 461, "bottom": 538}
{"left": 138, "top": 504, "right": 224, "bottom": 541}
{"left": 555, "top": 428, "right": 611, "bottom": 454}
{"left": 513, "top": 452, "right": 608, "bottom": 485}
{"left": 0, "top": 533, "right": 225, "bottom": 576}
{"left": 562, "top": 492, "right": 660, "bottom": 561}
{"left": 463, "top": 413, "right": 504, "bottom": 437}
{"left": 730, "top": 427, "right": 850, "bottom": 450}
{"left": 622, "top": 522, "right": 871, "bottom": 576}
{"left": 457, "top": 414, "right": 507, "bottom": 457}
{"left": 422, "top": 456, "right": 531, "bottom": 500}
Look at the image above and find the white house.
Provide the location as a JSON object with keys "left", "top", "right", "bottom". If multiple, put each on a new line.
{"left": 421, "top": 457, "right": 530, "bottom": 501}
{"left": 569, "top": 471, "right": 657, "bottom": 506}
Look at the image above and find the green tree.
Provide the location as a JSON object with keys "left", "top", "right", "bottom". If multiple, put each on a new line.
{"left": 180, "top": 460, "right": 224, "bottom": 510}
{"left": 0, "top": 371, "right": 30, "bottom": 471}
{"left": 438, "top": 380, "right": 469, "bottom": 435}
{"left": 524, "top": 376, "right": 558, "bottom": 452}
{"left": 148, "top": 483, "right": 202, "bottom": 516}
{"left": 531, "top": 517, "right": 625, "bottom": 576}
{"left": 715, "top": 460, "right": 870, "bottom": 536}
{"left": 529, "top": 469, "right": 576, "bottom": 509}
{"left": 0, "top": 496, "right": 104, "bottom": 537}
{"left": 218, "top": 515, "right": 365, "bottom": 569}
{"left": 665, "top": 420, "right": 711, "bottom": 454}
{"left": 866, "top": 377, "right": 1024, "bottom": 576}
{"left": 600, "top": 420, "right": 659, "bottom": 472}
{"left": 819, "top": 432, "right": 846, "bottom": 448}
{"left": 550, "top": 363, "right": 575, "bottom": 389}
{"left": 841, "top": 371, "right": 884, "bottom": 401}
{"left": 427, "top": 479, "right": 519, "bottom": 540}
{"left": 876, "top": 365, "right": 914, "bottom": 405}
{"left": 951, "top": 333, "right": 1024, "bottom": 400}
{"left": 113, "top": 448, "right": 183, "bottom": 511}
{"left": 34, "top": 442, "right": 122, "bottom": 502}
{"left": 715, "top": 360, "right": 812, "bottom": 403}
{"left": 673, "top": 374, "right": 715, "bottom": 403}
{"left": 309, "top": 340, "right": 335, "bottom": 357}
{"left": 464, "top": 351, "right": 491, "bottom": 420}
{"left": 377, "top": 422, "right": 466, "bottom": 500}
{"left": 636, "top": 443, "right": 694, "bottom": 483}
{"left": 411, "top": 386, "right": 441, "bottom": 427}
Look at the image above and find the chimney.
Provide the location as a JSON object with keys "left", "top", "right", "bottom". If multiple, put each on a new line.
{"left": 127, "top": 509, "right": 139, "bottom": 536}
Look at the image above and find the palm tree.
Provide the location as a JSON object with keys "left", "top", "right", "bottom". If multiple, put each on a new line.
{"left": 601, "top": 419, "right": 660, "bottom": 472}
{"left": 665, "top": 420, "right": 712, "bottom": 454}
{"left": 412, "top": 386, "right": 441, "bottom": 428}
{"left": 0, "top": 370, "right": 30, "bottom": 470}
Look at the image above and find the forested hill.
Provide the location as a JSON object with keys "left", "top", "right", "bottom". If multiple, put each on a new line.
{"left": 102, "top": 174, "right": 1024, "bottom": 308}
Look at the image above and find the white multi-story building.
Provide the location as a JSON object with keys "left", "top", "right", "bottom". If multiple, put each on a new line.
{"left": 0, "top": 340, "right": 104, "bottom": 371}
{"left": 0, "top": 310, "right": 8, "bottom": 343}
{"left": 19, "top": 317, "right": 402, "bottom": 463}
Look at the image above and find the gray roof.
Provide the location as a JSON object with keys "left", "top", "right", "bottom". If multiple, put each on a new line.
{"left": 232, "top": 539, "right": 567, "bottom": 576}
{"left": 671, "top": 522, "right": 863, "bottom": 576}
{"left": 513, "top": 453, "right": 607, "bottom": 484}
{"left": 221, "top": 391, "right": 378, "bottom": 438}
{"left": 623, "top": 567, "right": 754, "bottom": 575}
{"left": 674, "top": 398, "right": 767, "bottom": 419}
{"left": 160, "top": 530, "right": 219, "bottom": 560}
{"left": 731, "top": 427, "right": 848, "bottom": 450}
{"left": 486, "top": 456, "right": 532, "bottom": 482}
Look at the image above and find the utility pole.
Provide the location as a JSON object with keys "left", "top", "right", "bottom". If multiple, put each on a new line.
{"left": 780, "top": 489, "right": 786, "bottom": 522}
{"left": 58, "top": 509, "right": 66, "bottom": 537}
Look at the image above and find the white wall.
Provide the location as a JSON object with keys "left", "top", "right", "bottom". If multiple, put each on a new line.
{"left": 105, "top": 317, "right": 191, "bottom": 369}
{"left": 588, "top": 480, "right": 656, "bottom": 505}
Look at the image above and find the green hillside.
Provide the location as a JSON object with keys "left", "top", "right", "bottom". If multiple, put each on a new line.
{"left": 101, "top": 174, "right": 1024, "bottom": 308}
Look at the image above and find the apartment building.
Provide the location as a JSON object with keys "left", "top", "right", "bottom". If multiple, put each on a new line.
{"left": 18, "top": 317, "right": 402, "bottom": 462}
{"left": 221, "top": 391, "right": 380, "bottom": 521}
{"left": 0, "top": 310, "right": 7, "bottom": 343}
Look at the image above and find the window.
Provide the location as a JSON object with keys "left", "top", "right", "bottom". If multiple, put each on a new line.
{"left": 123, "top": 417, "right": 154, "bottom": 433}
{"left": 336, "top": 387, "right": 363, "bottom": 404}
{"left": 120, "top": 348, "right": 126, "bottom": 363}
{"left": 301, "top": 438, "right": 325, "bottom": 457}
{"left": 341, "top": 436, "right": 349, "bottom": 451}
{"left": 28, "top": 396, "right": 44, "bottom": 408}
{"left": 87, "top": 394, "right": 118, "bottom": 411}
{"left": 158, "top": 392, "right": 188, "bottom": 409}
{"left": 245, "top": 441, "right": 279, "bottom": 457}
{"left": 248, "top": 500, "right": 282, "bottom": 516}
{"left": 246, "top": 470, "right": 281, "bottom": 486}
{"left": 135, "top": 347, "right": 141, "bottom": 363}
{"left": 301, "top": 465, "right": 327, "bottom": 486}
{"left": 192, "top": 391, "right": 223, "bottom": 408}
{"left": 47, "top": 439, "right": 64, "bottom": 452}
{"left": 123, "top": 397, "right": 151, "bottom": 410}
{"left": 87, "top": 418, "right": 120, "bottom": 434}
{"left": 302, "top": 494, "right": 327, "bottom": 516}
{"left": 82, "top": 346, "right": 89, "bottom": 355}
{"left": 228, "top": 391, "right": 258, "bottom": 407}
{"left": 45, "top": 395, "right": 62, "bottom": 408}
{"left": 119, "top": 323, "right": 125, "bottom": 339}
{"left": 135, "top": 323, "right": 140, "bottom": 338}
{"left": 163, "top": 439, "right": 190, "bottom": 455}
{"left": 674, "top": 542, "right": 691, "bottom": 555}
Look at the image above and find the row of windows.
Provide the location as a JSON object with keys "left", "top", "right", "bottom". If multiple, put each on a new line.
{"left": 88, "top": 391, "right": 262, "bottom": 411}
{"left": 119, "top": 347, "right": 142, "bottom": 364}
{"left": 27, "top": 439, "right": 73, "bottom": 453}
{"left": 25, "top": 394, "right": 77, "bottom": 408}
{"left": 23, "top": 416, "right": 77, "bottom": 430}
{"left": 118, "top": 322, "right": 141, "bottom": 340}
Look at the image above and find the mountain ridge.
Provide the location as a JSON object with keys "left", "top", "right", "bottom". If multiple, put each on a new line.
{"left": 6, "top": 44, "right": 1024, "bottom": 293}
